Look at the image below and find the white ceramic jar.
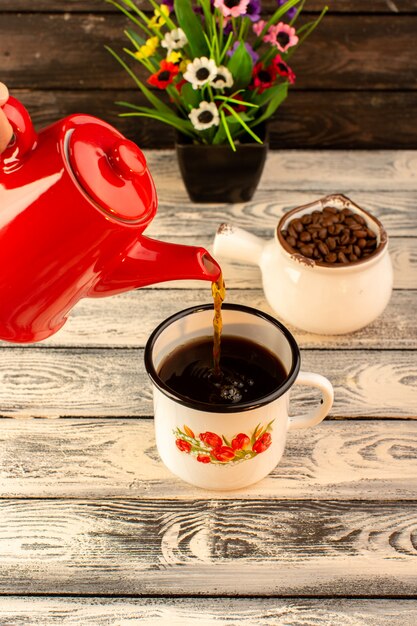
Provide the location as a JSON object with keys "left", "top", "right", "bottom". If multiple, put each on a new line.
{"left": 213, "top": 194, "right": 393, "bottom": 335}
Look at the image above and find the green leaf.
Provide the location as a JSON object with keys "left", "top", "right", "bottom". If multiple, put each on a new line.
{"left": 222, "top": 104, "right": 263, "bottom": 144}
{"left": 252, "top": 83, "right": 288, "bottom": 127}
{"left": 125, "top": 28, "right": 146, "bottom": 49}
{"left": 226, "top": 42, "right": 253, "bottom": 91}
{"left": 180, "top": 82, "right": 201, "bottom": 109}
{"left": 106, "top": 46, "right": 173, "bottom": 116}
{"left": 119, "top": 110, "right": 195, "bottom": 137}
{"left": 174, "top": 0, "right": 209, "bottom": 58}
{"left": 217, "top": 110, "right": 236, "bottom": 150}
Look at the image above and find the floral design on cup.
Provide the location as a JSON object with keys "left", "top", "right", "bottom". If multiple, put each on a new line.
{"left": 174, "top": 420, "right": 274, "bottom": 465}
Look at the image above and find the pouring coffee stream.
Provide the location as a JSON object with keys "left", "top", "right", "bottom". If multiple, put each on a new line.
{"left": 0, "top": 96, "right": 222, "bottom": 343}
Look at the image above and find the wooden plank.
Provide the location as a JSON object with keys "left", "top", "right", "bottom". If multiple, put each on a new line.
{"left": 7, "top": 89, "right": 417, "bottom": 150}
{"left": 3, "top": 0, "right": 417, "bottom": 13}
{"left": 1, "top": 597, "right": 417, "bottom": 625}
{"left": 0, "top": 498, "right": 416, "bottom": 595}
{"left": 0, "top": 347, "right": 415, "bottom": 418}
{"left": 0, "top": 288, "right": 413, "bottom": 350}
{"left": 1, "top": 419, "right": 416, "bottom": 500}
{"left": 1, "top": 15, "right": 416, "bottom": 91}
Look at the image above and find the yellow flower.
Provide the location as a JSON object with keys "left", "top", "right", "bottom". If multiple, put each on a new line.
{"left": 166, "top": 50, "right": 189, "bottom": 72}
{"left": 166, "top": 50, "right": 182, "bottom": 65}
{"left": 134, "top": 36, "right": 159, "bottom": 60}
{"left": 149, "top": 4, "right": 170, "bottom": 29}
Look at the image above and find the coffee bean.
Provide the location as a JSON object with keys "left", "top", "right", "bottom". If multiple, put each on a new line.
{"left": 318, "top": 241, "right": 329, "bottom": 256}
{"left": 299, "top": 231, "right": 312, "bottom": 243}
{"left": 354, "top": 229, "right": 368, "bottom": 239}
{"left": 291, "top": 218, "right": 304, "bottom": 233}
{"left": 299, "top": 244, "right": 314, "bottom": 258}
{"left": 353, "top": 214, "right": 366, "bottom": 225}
{"left": 338, "top": 251, "right": 349, "bottom": 264}
{"left": 280, "top": 205, "right": 380, "bottom": 265}
{"left": 323, "top": 206, "right": 338, "bottom": 215}
{"left": 327, "top": 237, "right": 337, "bottom": 251}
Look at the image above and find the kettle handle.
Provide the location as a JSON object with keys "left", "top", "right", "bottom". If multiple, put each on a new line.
{"left": 0, "top": 96, "right": 37, "bottom": 161}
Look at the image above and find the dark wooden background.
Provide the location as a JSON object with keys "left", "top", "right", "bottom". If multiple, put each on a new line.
{"left": 0, "top": 0, "right": 416, "bottom": 149}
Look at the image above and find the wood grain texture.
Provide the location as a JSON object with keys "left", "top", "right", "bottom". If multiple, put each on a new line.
{"left": 1, "top": 14, "right": 416, "bottom": 91}
{"left": 6, "top": 89, "right": 417, "bottom": 149}
{"left": 3, "top": 0, "right": 417, "bottom": 13}
{"left": 0, "top": 347, "right": 415, "bottom": 418}
{"left": 0, "top": 498, "right": 417, "bottom": 595}
{"left": 1, "top": 419, "right": 416, "bottom": 500}
{"left": 0, "top": 288, "right": 413, "bottom": 350}
{"left": 147, "top": 149, "right": 417, "bottom": 192}
{"left": 1, "top": 597, "right": 417, "bottom": 626}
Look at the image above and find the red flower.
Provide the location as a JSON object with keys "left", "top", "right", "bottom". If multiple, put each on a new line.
{"left": 252, "top": 432, "right": 272, "bottom": 453}
{"left": 148, "top": 60, "right": 179, "bottom": 89}
{"left": 251, "top": 61, "right": 277, "bottom": 93}
{"left": 213, "top": 446, "right": 235, "bottom": 462}
{"left": 176, "top": 439, "right": 191, "bottom": 453}
{"left": 175, "top": 78, "right": 187, "bottom": 93}
{"left": 197, "top": 454, "right": 211, "bottom": 463}
{"left": 273, "top": 55, "right": 296, "bottom": 85}
{"left": 199, "top": 431, "right": 222, "bottom": 448}
{"left": 231, "top": 433, "right": 250, "bottom": 450}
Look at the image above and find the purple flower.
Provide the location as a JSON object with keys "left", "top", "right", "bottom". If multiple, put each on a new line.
{"left": 228, "top": 41, "right": 259, "bottom": 64}
{"left": 277, "top": 0, "right": 297, "bottom": 20}
{"left": 247, "top": 0, "right": 261, "bottom": 22}
{"left": 163, "top": 0, "right": 175, "bottom": 10}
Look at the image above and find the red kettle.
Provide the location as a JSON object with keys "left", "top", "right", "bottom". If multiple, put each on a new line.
{"left": 0, "top": 97, "right": 221, "bottom": 343}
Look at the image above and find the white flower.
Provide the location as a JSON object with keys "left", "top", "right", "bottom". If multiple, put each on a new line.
{"left": 184, "top": 57, "right": 218, "bottom": 89}
{"left": 161, "top": 28, "right": 188, "bottom": 53}
{"left": 210, "top": 65, "right": 234, "bottom": 89}
{"left": 189, "top": 101, "right": 220, "bottom": 130}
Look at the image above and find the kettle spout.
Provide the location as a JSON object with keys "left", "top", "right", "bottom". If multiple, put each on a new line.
{"left": 91, "top": 235, "right": 221, "bottom": 297}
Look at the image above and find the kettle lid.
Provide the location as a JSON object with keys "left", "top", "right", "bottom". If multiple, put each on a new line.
{"left": 67, "top": 122, "right": 157, "bottom": 223}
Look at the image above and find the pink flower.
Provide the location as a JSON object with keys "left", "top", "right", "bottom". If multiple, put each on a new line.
{"left": 214, "top": 0, "right": 250, "bottom": 18}
{"left": 253, "top": 19, "right": 266, "bottom": 37}
{"left": 266, "top": 22, "right": 298, "bottom": 52}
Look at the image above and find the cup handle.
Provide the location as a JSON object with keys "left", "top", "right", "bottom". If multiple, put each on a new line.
{"left": 288, "top": 371, "right": 334, "bottom": 431}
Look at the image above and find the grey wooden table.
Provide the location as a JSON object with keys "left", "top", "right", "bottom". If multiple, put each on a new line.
{"left": 0, "top": 150, "right": 416, "bottom": 624}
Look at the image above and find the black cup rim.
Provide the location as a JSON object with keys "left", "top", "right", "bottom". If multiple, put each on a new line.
{"left": 144, "top": 303, "right": 301, "bottom": 413}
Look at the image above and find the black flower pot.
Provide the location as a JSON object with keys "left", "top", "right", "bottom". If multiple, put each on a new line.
{"left": 176, "top": 130, "right": 268, "bottom": 203}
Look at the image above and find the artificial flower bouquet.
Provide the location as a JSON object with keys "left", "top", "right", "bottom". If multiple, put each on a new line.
{"left": 107, "top": 0, "right": 326, "bottom": 150}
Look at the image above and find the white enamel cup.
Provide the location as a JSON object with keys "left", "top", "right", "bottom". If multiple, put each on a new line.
{"left": 145, "top": 304, "right": 334, "bottom": 490}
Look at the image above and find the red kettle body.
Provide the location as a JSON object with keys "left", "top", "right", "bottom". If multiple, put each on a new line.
{"left": 0, "top": 97, "right": 221, "bottom": 343}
